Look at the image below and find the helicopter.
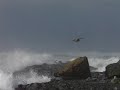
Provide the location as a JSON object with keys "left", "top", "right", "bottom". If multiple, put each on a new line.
{"left": 72, "top": 37, "right": 84, "bottom": 42}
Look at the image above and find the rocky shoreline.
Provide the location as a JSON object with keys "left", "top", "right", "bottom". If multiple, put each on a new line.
{"left": 15, "top": 56, "right": 120, "bottom": 90}
{"left": 15, "top": 80, "right": 120, "bottom": 90}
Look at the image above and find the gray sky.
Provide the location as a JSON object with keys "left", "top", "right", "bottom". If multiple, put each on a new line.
{"left": 0, "top": 0, "right": 120, "bottom": 52}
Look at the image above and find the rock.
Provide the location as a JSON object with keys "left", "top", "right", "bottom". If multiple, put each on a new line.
{"left": 14, "top": 62, "right": 94, "bottom": 79}
{"left": 111, "top": 76, "right": 120, "bottom": 84}
{"left": 91, "top": 72, "right": 105, "bottom": 80}
{"left": 105, "top": 63, "right": 120, "bottom": 78}
{"left": 13, "top": 62, "right": 66, "bottom": 78}
{"left": 54, "top": 56, "right": 91, "bottom": 79}
{"left": 15, "top": 79, "right": 120, "bottom": 90}
{"left": 26, "top": 83, "right": 42, "bottom": 90}
{"left": 15, "top": 84, "right": 26, "bottom": 90}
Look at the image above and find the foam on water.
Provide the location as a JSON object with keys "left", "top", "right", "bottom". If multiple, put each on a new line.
{"left": 0, "top": 70, "right": 51, "bottom": 90}
{"left": 13, "top": 70, "right": 51, "bottom": 86}
{"left": 0, "top": 70, "right": 13, "bottom": 90}
{"left": 88, "top": 56, "right": 119, "bottom": 72}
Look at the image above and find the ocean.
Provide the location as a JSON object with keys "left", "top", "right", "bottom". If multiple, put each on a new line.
{"left": 0, "top": 50, "right": 119, "bottom": 90}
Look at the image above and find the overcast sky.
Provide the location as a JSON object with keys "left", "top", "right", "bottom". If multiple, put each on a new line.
{"left": 0, "top": 0, "right": 120, "bottom": 53}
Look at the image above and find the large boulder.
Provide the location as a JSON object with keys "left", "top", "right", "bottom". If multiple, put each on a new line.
{"left": 54, "top": 56, "right": 91, "bottom": 79}
{"left": 105, "top": 62, "right": 120, "bottom": 78}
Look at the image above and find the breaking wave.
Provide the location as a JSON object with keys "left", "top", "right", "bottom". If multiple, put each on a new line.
{"left": 0, "top": 50, "right": 119, "bottom": 90}
{"left": 0, "top": 50, "right": 54, "bottom": 90}
{"left": 88, "top": 56, "right": 119, "bottom": 72}
{"left": 13, "top": 70, "right": 51, "bottom": 86}
{"left": 0, "top": 71, "right": 51, "bottom": 90}
{"left": 0, "top": 70, "right": 13, "bottom": 90}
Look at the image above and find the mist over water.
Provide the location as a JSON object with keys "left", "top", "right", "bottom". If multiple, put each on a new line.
{"left": 0, "top": 50, "right": 53, "bottom": 72}
{"left": 0, "top": 49, "right": 119, "bottom": 90}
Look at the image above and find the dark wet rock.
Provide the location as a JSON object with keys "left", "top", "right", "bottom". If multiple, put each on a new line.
{"left": 105, "top": 63, "right": 120, "bottom": 78}
{"left": 15, "top": 84, "right": 26, "bottom": 90}
{"left": 54, "top": 56, "right": 91, "bottom": 79}
{"left": 13, "top": 61, "right": 95, "bottom": 79}
{"left": 13, "top": 62, "right": 66, "bottom": 78}
{"left": 25, "top": 83, "right": 43, "bottom": 90}
{"left": 91, "top": 72, "right": 105, "bottom": 81}
{"left": 111, "top": 76, "right": 120, "bottom": 84}
{"left": 15, "top": 79, "right": 120, "bottom": 90}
